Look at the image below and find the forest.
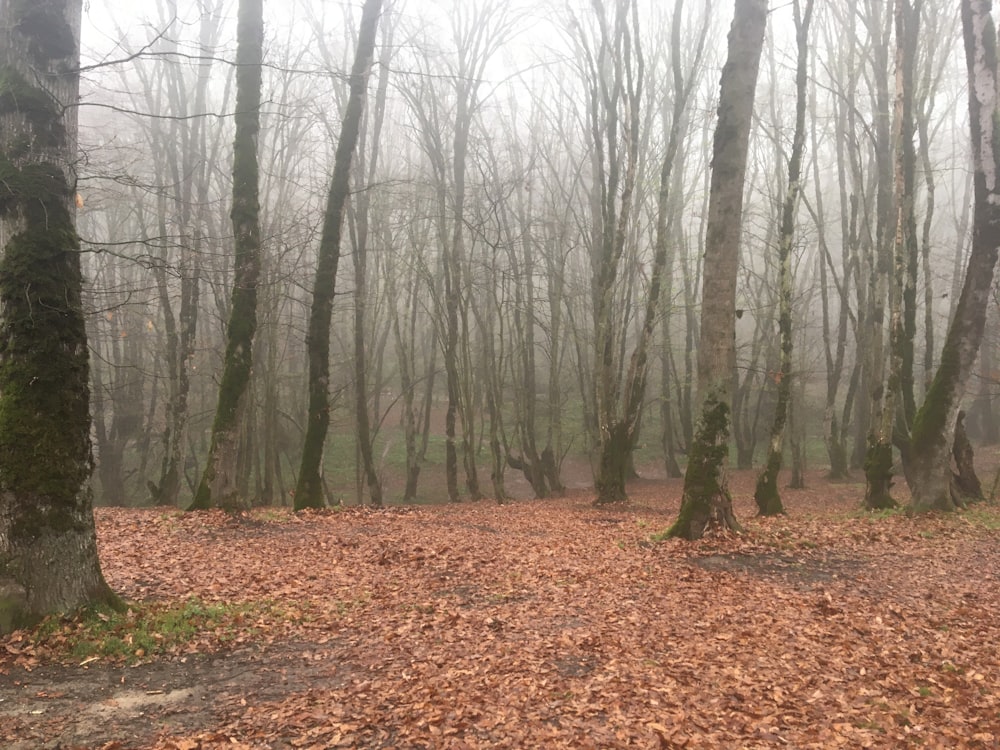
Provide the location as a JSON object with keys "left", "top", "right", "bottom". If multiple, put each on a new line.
{"left": 2, "top": 0, "right": 1000, "bottom": 746}
{"left": 67, "top": 0, "right": 999, "bottom": 519}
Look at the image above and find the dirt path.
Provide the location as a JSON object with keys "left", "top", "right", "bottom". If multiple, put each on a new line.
{"left": 1, "top": 640, "right": 352, "bottom": 749}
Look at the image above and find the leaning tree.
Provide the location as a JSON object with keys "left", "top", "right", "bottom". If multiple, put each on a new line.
{"left": 295, "top": 0, "right": 384, "bottom": 510}
{"left": 905, "top": 0, "right": 1000, "bottom": 512}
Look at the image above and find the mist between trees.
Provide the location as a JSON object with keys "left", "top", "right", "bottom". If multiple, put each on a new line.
{"left": 76, "top": 0, "right": 999, "bottom": 517}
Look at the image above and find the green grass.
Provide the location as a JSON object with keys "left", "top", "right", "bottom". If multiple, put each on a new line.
{"left": 962, "top": 505, "right": 1000, "bottom": 530}
{"left": 31, "top": 597, "right": 278, "bottom": 663}
{"left": 855, "top": 505, "right": 907, "bottom": 522}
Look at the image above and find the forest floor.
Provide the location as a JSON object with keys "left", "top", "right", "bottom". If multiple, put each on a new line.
{"left": 2, "top": 471, "right": 1000, "bottom": 749}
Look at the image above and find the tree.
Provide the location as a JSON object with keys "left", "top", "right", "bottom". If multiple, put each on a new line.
{"left": 665, "top": 0, "right": 767, "bottom": 540}
{"left": 905, "top": 0, "right": 1000, "bottom": 512}
{"left": 120, "top": 0, "right": 230, "bottom": 508}
{"left": 754, "top": 0, "right": 814, "bottom": 516}
{"left": 192, "top": 0, "right": 264, "bottom": 512}
{"left": 585, "top": 0, "right": 708, "bottom": 505}
{"left": 346, "top": 4, "right": 394, "bottom": 508}
{"left": 399, "top": 0, "right": 515, "bottom": 503}
{"left": 571, "top": 0, "right": 645, "bottom": 505}
{"left": 295, "top": 0, "right": 383, "bottom": 510}
{"left": 859, "top": 0, "right": 900, "bottom": 510}
{"left": 0, "top": 0, "right": 118, "bottom": 631}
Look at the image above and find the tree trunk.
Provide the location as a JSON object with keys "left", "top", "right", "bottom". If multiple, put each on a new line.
{"left": 952, "top": 411, "right": 984, "bottom": 502}
{"left": 754, "top": 0, "right": 811, "bottom": 516}
{"left": 970, "top": 329, "right": 1000, "bottom": 442}
{"left": 192, "top": 0, "right": 264, "bottom": 512}
{"left": 906, "top": 0, "right": 1000, "bottom": 512}
{"left": 295, "top": 0, "right": 383, "bottom": 510}
{"left": 862, "top": 0, "right": 899, "bottom": 511}
{"left": 666, "top": 0, "right": 767, "bottom": 540}
{"left": 349, "top": 15, "right": 393, "bottom": 509}
{"left": 0, "top": 0, "right": 118, "bottom": 632}
{"left": 586, "top": 0, "right": 645, "bottom": 505}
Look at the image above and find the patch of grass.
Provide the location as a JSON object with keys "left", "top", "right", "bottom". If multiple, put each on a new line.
{"left": 856, "top": 506, "right": 907, "bottom": 522}
{"left": 917, "top": 685, "right": 933, "bottom": 697}
{"left": 31, "top": 597, "right": 277, "bottom": 663}
{"left": 962, "top": 506, "right": 1000, "bottom": 530}
{"left": 156, "top": 511, "right": 184, "bottom": 532}
{"left": 331, "top": 593, "right": 370, "bottom": 616}
{"left": 254, "top": 507, "right": 293, "bottom": 523}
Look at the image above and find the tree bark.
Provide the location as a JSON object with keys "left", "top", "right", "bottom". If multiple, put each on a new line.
{"left": 952, "top": 411, "right": 984, "bottom": 501}
{"left": 862, "top": 0, "right": 900, "bottom": 511}
{"left": 906, "top": 0, "right": 1000, "bottom": 512}
{"left": 755, "top": 0, "right": 813, "bottom": 516}
{"left": 349, "top": 12, "right": 393, "bottom": 509}
{"left": 666, "top": 0, "right": 767, "bottom": 539}
{"left": 192, "top": 0, "right": 264, "bottom": 512}
{"left": 295, "top": 0, "right": 383, "bottom": 510}
{"left": 0, "top": 0, "right": 118, "bottom": 632}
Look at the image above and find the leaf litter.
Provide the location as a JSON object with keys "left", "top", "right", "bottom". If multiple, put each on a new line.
{"left": 2, "top": 470, "right": 1000, "bottom": 748}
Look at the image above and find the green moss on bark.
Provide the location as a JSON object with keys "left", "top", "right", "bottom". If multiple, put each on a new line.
{"left": 663, "top": 394, "right": 742, "bottom": 540}
{"left": 0, "top": 226, "right": 91, "bottom": 533}
{"left": 754, "top": 449, "right": 785, "bottom": 516}
{"left": 863, "top": 440, "right": 897, "bottom": 510}
{"left": 594, "top": 422, "right": 630, "bottom": 505}
{"left": 0, "top": 66, "right": 64, "bottom": 148}
{"left": 0, "top": 583, "right": 30, "bottom": 633}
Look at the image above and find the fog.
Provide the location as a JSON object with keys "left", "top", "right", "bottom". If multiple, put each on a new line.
{"left": 72, "top": 0, "right": 986, "bottom": 509}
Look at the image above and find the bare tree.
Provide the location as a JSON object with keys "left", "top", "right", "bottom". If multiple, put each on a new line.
{"left": 665, "top": 0, "right": 767, "bottom": 540}
{"left": 192, "top": 0, "right": 264, "bottom": 511}
{"left": 754, "top": 0, "right": 814, "bottom": 515}
{"left": 905, "top": 0, "right": 1000, "bottom": 512}
{"left": 295, "top": 0, "right": 384, "bottom": 510}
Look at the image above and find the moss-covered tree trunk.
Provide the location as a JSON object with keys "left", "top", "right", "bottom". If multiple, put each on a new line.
{"left": 754, "top": 0, "right": 813, "bottom": 517}
{"left": 191, "top": 0, "right": 263, "bottom": 512}
{"left": 906, "top": 0, "right": 1000, "bottom": 512}
{"left": 861, "top": 0, "right": 899, "bottom": 511}
{"left": 295, "top": 0, "right": 383, "bottom": 510}
{"left": 0, "top": 0, "right": 119, "bottom": 633}
{"left": 665, "top": 0, "right": 767, "bottom": 540}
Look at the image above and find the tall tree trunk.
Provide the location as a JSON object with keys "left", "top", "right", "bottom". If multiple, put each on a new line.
{"left": 906, "top": 0, "right": 1000, "bottom": 512}
{"left": 755, "top": 0, "right": 813, "bottom": 516}
{"left": 970, "top": 329, "right": 1000, "bottom": 442}
{"left": 585, "top": 0, "right": 644, "bottom": 504}
{"left": 862, "top": 0, "right": 901, "bottom": 510}
{"left": 349, "top": 13, "right": 393, "bottom": 509}
{"left": 665, "top": 0, "right": 767, "bottom": 540}
{"left": 0, "top": 0, "right": 118, "bottom": 632}
{"left": 192, "top": 0, "right": 264, "bottom": 512}
{"left": 295, "top": 0, "right": 383, "bottom": 510}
